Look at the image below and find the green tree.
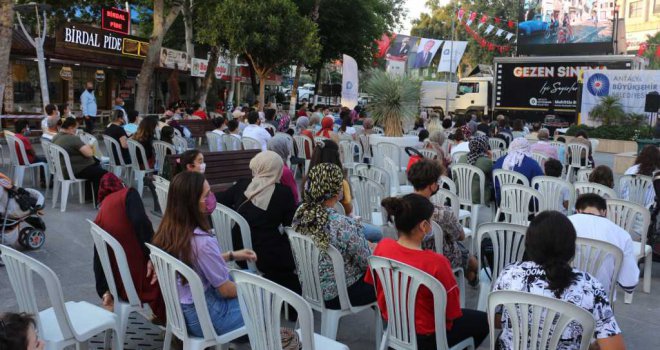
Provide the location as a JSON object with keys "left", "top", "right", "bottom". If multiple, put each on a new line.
{"left": 217, "top": 0, "right": 320, "bottom": 109}
{"left": 641, "top": 32, "right": 660, "bottom": 70}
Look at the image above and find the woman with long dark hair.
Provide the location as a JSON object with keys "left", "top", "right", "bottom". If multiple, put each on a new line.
{"left": 623, "top": 144, "right": 660, "bottom": 206}
{"left": 493, "top": 211, "right": 624, "bottom": 350}
{"left": 152, "top": 171, "right": 256, "bottom": 337}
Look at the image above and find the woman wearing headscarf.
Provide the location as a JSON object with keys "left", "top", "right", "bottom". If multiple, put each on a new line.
{"left": 458, "top": 135, "right": 493, "bottom": 204}
{"left": 216, "top": 151, "right": 300, "bottom": 294}
{"left": 316, "top": 116, "right": 339, "bottom": 142}
{"left": 293, "top": 163, "right": 375, "bottom": 309}
{"left": 424, "top": 130, "right": 450, "bottom": 169}
{"left": 93, "top": 172, "right": 165, "bottom": 324}
{"left": 268, "top": 135, "right": 299, "bottom": 204}
{"left": 295, "top": 116, "right": 314, "bottom": 158}
{"left": 493, "top": 137, "right": 543, "bottom": 203}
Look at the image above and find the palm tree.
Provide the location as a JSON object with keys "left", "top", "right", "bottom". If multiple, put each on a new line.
{"left": 589, "top": 95, "right": 625, "bottom": 126}
{"left": 364, "top": 70, "right": 421, "bottom": 137}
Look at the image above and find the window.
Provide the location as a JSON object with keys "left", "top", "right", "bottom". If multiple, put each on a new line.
{"left": 457, "top": 82, "right": 479, "bottom": 95}
{"left": 629, "top": 1, "right": 643, "bottom": 17}
{"left": 655, "top": 0, "right": 660, "bottom": 13}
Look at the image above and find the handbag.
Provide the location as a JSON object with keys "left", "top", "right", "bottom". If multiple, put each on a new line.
{"left": 405, "top": 147, "right": 424, "bottom": 173}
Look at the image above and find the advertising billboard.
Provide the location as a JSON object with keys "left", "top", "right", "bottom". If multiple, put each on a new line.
{"left": 494, "top": 59, "right": 633, "bottom": 113}
{"left": 518, "top": 0, "right": 614, "bottom": 55}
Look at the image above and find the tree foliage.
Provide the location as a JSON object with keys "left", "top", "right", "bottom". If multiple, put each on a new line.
{"left": 641, "top": 31, "right": 660, "bottom": 70}
{"left": 364, "top": 69, "right": 420, "bottom": 137}
{"left": 589, "top": 95, "right": 626, "bottom": 126}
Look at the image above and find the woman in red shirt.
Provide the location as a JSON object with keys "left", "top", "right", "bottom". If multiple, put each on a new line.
{"left": 366, "top": 194, "right": 488, "bottom": 349}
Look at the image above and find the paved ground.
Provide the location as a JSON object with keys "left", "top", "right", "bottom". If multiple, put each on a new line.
{"left": 1, "top": 147, "right": 659, "bottom": 349}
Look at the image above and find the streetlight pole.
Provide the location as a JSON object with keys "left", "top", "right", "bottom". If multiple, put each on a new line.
{"left": 445, "top": 1, "right": 458, "bottom": 116}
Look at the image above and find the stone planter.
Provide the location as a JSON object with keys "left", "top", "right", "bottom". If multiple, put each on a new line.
{"left": 369, "top": 135, "right": 420, "bottom": 166}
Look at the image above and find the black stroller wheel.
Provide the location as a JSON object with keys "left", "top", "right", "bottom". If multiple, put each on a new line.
{"left": 18, "top": 227, "right": 32, "bottom": 249}
{"left": 18, "top": 228, "right": 45, "bottom": 250}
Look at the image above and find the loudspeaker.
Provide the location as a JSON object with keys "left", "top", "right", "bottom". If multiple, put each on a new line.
{"left": 645, "top": 92, "right": 660, "bottom": 113}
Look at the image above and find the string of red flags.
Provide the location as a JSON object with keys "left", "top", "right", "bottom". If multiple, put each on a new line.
{"left": 457, "top": 9, "right": 518, "bottom": 43}
{"left": 636, "top": 42, "right": 660, "bottom": 59}
{"left": 463, "top": 22, "right": 511, "bottom": 54}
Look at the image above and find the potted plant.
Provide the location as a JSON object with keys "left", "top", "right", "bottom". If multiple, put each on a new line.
{"left": 364, "top": 70, "right": 421, "bottom": 137}
{"left": 589, "top": 95, "right": 626, "bottom": 126}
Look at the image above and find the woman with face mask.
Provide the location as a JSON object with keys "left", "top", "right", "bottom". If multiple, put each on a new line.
{"left": 216, "top": 151, "right": 300, "bottom": 295}
{"left": 367, "top": 194, "right": 488, "bottom": 350}
{"left": 152, "top": 171, "right": 256, "bottom": 337}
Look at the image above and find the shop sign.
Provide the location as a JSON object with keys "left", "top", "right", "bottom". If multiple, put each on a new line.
{"left": 191, "top": 57, "right": 229, "bottom": 79}
{"left": 102, "top": 7, "right": 130, "bottom": 35}
{"left": 160, "top": 48, "right": 190, "bottom": 71}
{"left": 60, "top": 66, "right": 73, "bottom": 81}
{"left": 57, "top": 24, "right": 148, "bottom": 59}
{"left": 95, "top": 70, "right": 106, "bottom": 82}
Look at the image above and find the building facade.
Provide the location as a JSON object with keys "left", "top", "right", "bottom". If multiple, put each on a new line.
{"left": 620, "top": 0, "right": 660, "bottom": 50}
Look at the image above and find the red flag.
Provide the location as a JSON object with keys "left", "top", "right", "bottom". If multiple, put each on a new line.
{"left": 480, "top": 39, "right": 487, "bottom": 47}
{"left": 469, "top": 11, "right": 477, "bottom": 22}
{"left": 374, "top": 33, "right": 392, "bottom": 59}
{"left": 494, "top": 17, "right": 501, "bottom": 24}
{"left": 656, "top": 46, "right": 660, "bottom": 58}
{"left": 637, "top": 43, "right": 647, "bottom": 56}
{"left": 480, "top": 15, "right": 488, "bottom": 24}
{"left": 507, "top": 20, "right": 515, "bottom": 28}
{"left": 457, "top": 8, "right": 465, "bottom": 21}
{"left": 488, "top": 43, "right": 495, "bottom": 51}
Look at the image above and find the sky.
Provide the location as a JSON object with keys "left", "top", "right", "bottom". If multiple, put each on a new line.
{"left": 402, "top": 0, "right": 429, "bottom": 34}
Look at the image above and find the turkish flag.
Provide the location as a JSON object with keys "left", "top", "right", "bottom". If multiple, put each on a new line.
{"left": 507, "top": 20, "right": 515, "bottom": 28}
{"left": 374, "top": 33, "right": 392, "bottom": 58}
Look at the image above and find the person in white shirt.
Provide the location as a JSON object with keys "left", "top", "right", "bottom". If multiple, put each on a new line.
{"left": 543, "top": 158, "right": 570, "bottom": 214}
{"left": 621, "top": 145, "right": 659, "bottom": 207}
{"left": 242, "top": 111, "right": 271, "bottom": 151}
{"left": 568, "top": 193, "right": 640, "bottom": 298}
{"left": 41, "top": 104, "right": 59, "bottom": 133}
{"left": 211, "top": 116, "right": 227, "bottom": 151}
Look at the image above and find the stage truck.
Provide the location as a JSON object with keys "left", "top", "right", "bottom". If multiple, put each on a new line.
{"left": 421, "top": 56, "right": 645, "bottom": 124}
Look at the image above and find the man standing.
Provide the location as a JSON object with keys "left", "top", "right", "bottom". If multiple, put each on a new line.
{"left": 113, "top": 97, "right": 127, "bottom": 124}
{"left": 568, "top": 193, "right": 639, "bottom": 299}
{"left": 81, "top": 81, "right": 97, "bottom": 133}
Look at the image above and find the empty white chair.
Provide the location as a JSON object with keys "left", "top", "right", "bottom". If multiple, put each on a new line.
{"left": 5, "top": 133, "right": 49, "bottom": 188}
{"left": 367, "top": 256, "right": 475, "bottom": 350}
{"left": 565, "top": 143, "right": 590, "bottom": 181}
{"left": 102, "top": 135, "right": 132, "bottom": 182}
{"left": 619, "top": 174, "right": 654, "bottom": 208}
{"left": 572, "top": 237, "right": 623, "bottom": 301}
{"left": 430, "top": 221, "right": 467, "bottom": 308}
{"left": 488, "top": 138, "right": 506, "bottom": 151}
{"left": 487, "top": 291, "right": 595, "bottom": 350}
{"left": 375, "top": 142, "right": 401, "bottom": 171}
{"left": 286, "top": 230, "right": 381, "bottom": 341}
{"left": 418, "top": 148, "right": 438, "bottom": 160}
{"left": 153, "top": 140, "right": 175, "bottom": 174}
{"left": 338, "top": 140, "right": 363, "bottom": 173}
{"left": 206, "top": 131, "right": 222, "bottom": 152}
{"left": 606, "top": 198, "right": 652, "bottom": 299}
{"left": 383, "top": 156, "right": 414, "bottom": 196}
{"left": 127, "top": 139, "right": 157, "bottom": 197}
{"left": 153, "top": 175, "right": 170, "bottom": 215}
{"left": 146, "top": 243, "right": 248, "bottom": 350}
{"left": 293, "top": 135, "right": 314, "bottom": 175}
{"left": 354, "top": 163, "right": 391, "bottom": 197}
{"left": 210, "top": 203, "right": 258, "bottom": 272}
{"left": 475, "top": 223, "right": 527, "bottom": 311}
{"left": 230, "top": 270, "right": 349, "bottom": 350}
{"left": 532, "top": 176, "right": 575, "bottom": 213}
{"left": 173, "top": 135, "right": 188, "bottom": 153}
{"left": 530, "top": 152, "right": 548, "bottom": 168}
{"left": 0, "top": 245, "right": 122, "bottom": 350}
{"left": 451, "top": 164, "right": 488, "bottom": 234}
{"left": 574, "top": 182, "right": 617, "bottom": 200}
{"left": 430, "top": 188, "right": 473, "bottom": 249}
{"left": 496, "top": 184, "right": 544, "bottom": 225}
{"left": 222, "top": 134, "right": 242, "bottom": 151}
{"left": 451, "top": 151, "right": 467, "bottom": 164}
{"left": 88, "top": 220, "right": 155, "bottom": 346}
{"left": 576, "top": 168, "right": 592, "bottom": 183}
{"left": 242, "top": 136, "right": 262, "bottom": 150}
{"left": 48, "top": 143, "right": 94, "bottom": 212}
{"left": 349, "top": 175, "right": 386, "bottom": 225}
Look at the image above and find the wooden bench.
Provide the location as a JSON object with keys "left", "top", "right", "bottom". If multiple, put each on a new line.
{"left": 167, "top": 150, "right": 259, "bottom": 192}
{"left": 177, "top": 119, "right": 216, "bottom": 138}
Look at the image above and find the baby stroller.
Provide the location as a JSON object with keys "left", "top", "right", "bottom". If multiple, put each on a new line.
{"left": 0, "top": 176, "right": 46, "bottom": 250}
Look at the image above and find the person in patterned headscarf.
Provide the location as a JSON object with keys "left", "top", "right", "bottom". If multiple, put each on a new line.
{"left": 457, "top": 135, "right": 493, "bottom": 205}
{"left": 292, "top": 163, "right": 376, "bottom": 310}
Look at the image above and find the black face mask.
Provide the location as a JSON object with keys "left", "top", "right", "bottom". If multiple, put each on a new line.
{"left": 87, "top": 88, "right": 94, "bottom": 93}
{"left": 430, "top": 183, "right": 440, "bottom": 197}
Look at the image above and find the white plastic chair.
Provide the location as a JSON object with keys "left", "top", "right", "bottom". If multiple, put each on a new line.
{"left": 530, "top": 152, "right": 548, "bottom": 168}
{"left": 88, "top": 220, "right": 154, "bottom": 346}
{"left": 487, "top": 291, "right": 595, "bottom": 350}
{"left": 496, "top": 184, "right": 544, "bottom": 225}
{"left": 0, "top": 245, "right": 122, "bottom": 350}
{"left": 576, "top": 168, "right": 592, "bottom": 183}
{"left": 430, "top": 189, "right": 473, "bottom": 250}
{"left": 418, "top": 148, "right": 438, "bottom": 160}
{"left": 491, "top": 149, "right": 507, "bottom": 162}
{"left": 407, "top": 129, "right": 420, "bottom": 136}
{"left": 5, "top": 133, "right": 49, "bottom": 188}
{"left": 373, "top": 126, "right": 384, "bottom": 134}
{"left": 367, "top": 256, "right": 475, "bottom": 350}
{"left": 430, "top": 221, "right": 467, "bottom": 308}
{"left": 383, "top": 156, "right": 414, "bottom": 196}
{"left": 286, "top": 229, "right": 381, "bottom": 342}
{"left": 47, "top": 143, "right": 94, "bottom": 212}
{"left": 210, "top": 203, "right": 258, "bottom": 272}
{"left": 532, "top": 176, "right": 575, "bottom": 213}
{"left": 153, "top": 175, "right": 170, "bottom": 216}
{"left": 263, "top": 123, "right": 277, "bottom": 135}
{"left": 127, "top": 139, "right": 157, "bottom": 197}
{"left": 146, "top": 243, "right": 248, "bottom": 350}
{"left": 619, "top": 174, "right": 654, "bottom": 208}
{"left": 172, "top": 135, "right": 188, "bottom": 153}
{"left": 574, "top": 182, "right": 618, "bottom": 200}
{"left": 222, "top": 134, "right": 242, "bottom": 151}
{"left": 493, "top": 169, "right": 529, "bottom": 191}
{"left": 206, "top": 131, "right": 222, "bottom": 152}
{"left": 488, "top": 138, "right": 506, "bottom": 151}
{"left": 375, "top": 142, "right": 402, "bottom": 171}
{"left": 153, "top": 140, "right": 175, "bottom": 174}
{"left": 572, "top": 237, "right": 623, "bottom": 301}
{"left": 242, "top": 136, "right": 262, "bottom": 150}
{"left": 230, "top": 270, "right": 349, "bottom": 350}
{"left": 293, "top": 135, "right": 313, "bottom": 175}
{"left": 349, "top": 175, "right": 386, "bottom": 225}
{"left": 338, "top": 140, "right": 363, "bottom": 174}
{"left": 475, "top": 223, "right": 527, "bottom": 311}
{"left": 451, "top": 151, "right": 467, "bottom": 164}
{"left": 440, "top": 175, "right": 457, "bottom": 194}
{"left": 451, "top": 164, "right": 488, "bottom": 234}
{"left": 565, "top": 143, "right": 589, "bottom": 181}
{"left": 354, "top": 163, "right": 391, "bottom": 197}
{"left": 606, "top": 198, "right": 652, "bottom": 299}
{"left": 102, "top": 135, "right": 132, "bottom": 182}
